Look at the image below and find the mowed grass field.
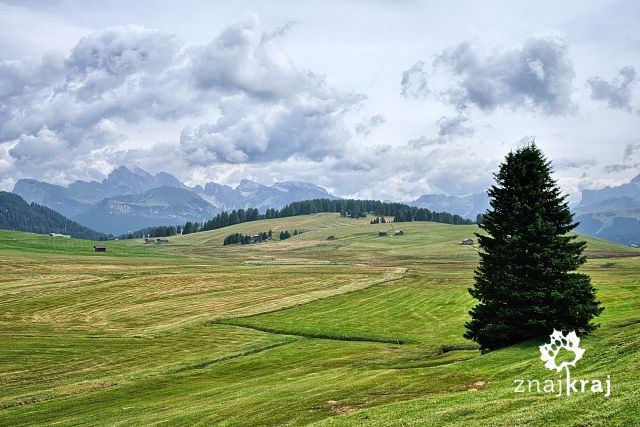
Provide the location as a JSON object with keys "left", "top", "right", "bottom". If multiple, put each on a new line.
{"left": 0, "top": 213, "right": 639, "bottom": 426}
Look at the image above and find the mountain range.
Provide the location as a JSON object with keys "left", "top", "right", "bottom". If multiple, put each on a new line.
{"left": 9, "top": 166, "right": 640, "bottom": 245}
{"left": 409, "top": 192, "right": 490, "bottom": 221}
{"left": 408, "top": 173, "right": 640, "bottom": 245}
{"left": 574, "top": 173, "right": 640, "bottom": 245}
{"left": 12, "top": 167, "right": 338, "bottom": 235}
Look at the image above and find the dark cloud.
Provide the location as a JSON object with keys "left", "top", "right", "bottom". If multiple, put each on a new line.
{"left": 588, "top": 67, "right": 638, "bottom": 112}
{"left": 404, "top": 36, "right": 576, "bottom": 114}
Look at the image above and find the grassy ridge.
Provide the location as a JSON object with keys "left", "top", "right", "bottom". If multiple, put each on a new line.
{"left": 0, "top": 214, "right": 639, "bottom": 425}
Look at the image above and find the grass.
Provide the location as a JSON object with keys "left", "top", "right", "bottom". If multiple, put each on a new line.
{"left": 0, "top": 213, "right": 639, "bottom": 426}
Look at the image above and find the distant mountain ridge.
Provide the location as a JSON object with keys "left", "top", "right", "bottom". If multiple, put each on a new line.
{"left": 12, "top": 166, "right": 338, "bottom": 235}
{"left": 574, "top": 173, "right": 640, "bottom": 245}
{"left": 0, "top": 192, "right": 105, "bottom": 240}
{"left": 410, "top": 192, "right": 490, "bottom": 220}
{"left": 409, "top": 173, "right": 640, "bottom": 245}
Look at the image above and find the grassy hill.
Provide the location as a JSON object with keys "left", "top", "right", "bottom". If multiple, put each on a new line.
{"left": 0, "top": 213, "right": 638, "bottom": 425}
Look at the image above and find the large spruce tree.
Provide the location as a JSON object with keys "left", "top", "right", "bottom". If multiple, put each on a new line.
{"left": 464, "top": 143, "right": 603, "bottom": 351}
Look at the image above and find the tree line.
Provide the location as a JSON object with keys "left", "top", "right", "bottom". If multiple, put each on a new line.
{"left": 223, "top": 230, "right": 272, "bottom": 245}
{"left": 121, "top": 198, "right": 475, "bottom": 239}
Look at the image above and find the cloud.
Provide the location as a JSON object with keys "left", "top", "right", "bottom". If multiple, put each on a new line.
{"left": 229, "top": 142, "right": 496, "bottom": 200}
{"left": 0, "top": 24, "right": 197, "bottom": 176}
{"left": 603, "top": 143, "right": 640, "bottom": 173}
{"left": 624, "top": 143, "right": 640, "bottom": 161}
{"left": 436, "top": 114, "right": 473, "bottom": 138}
{"left": 604, "top": 163, "right": 640, "bottom": 173}
{"left": 553, "top": 157, "right": 597, "bottom": 169}
{"left": 192, "top": 16, "right": 315, "bottom": 100}
{"left": 180, "top": 92, "right": 358, "bottom": 164}
{"left": 588, "top": 67, "right": 638, "bottom": 112}
{"left": 408, "top": 113, "right": 473, "bottom": 148}
{"left": 400, "top": 61, "right": 429, "bottom": 98}
{"left": 0, "top": 18, "right": 363, "bottom": 183}
{"left": 355, "top": 114, "right": 385, "bottom": 136}
{"left": 404, "top": 36, "right": 576, "bottom": 114}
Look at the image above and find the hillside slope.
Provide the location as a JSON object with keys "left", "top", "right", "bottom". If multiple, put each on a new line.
{"left": 0, "top": 216, "right": 638, "bottom": 425}
{"left": 0, "top": 192, "right": 105, "bottom": 240}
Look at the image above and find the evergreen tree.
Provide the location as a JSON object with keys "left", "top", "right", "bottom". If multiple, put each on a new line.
{"left": 182, "top": 221, "right": 194, "bottom": 235}
{"left": 464, "top": 144, "right": 603, "bottom": 351}
{"left": 229, "top": 210, "right": 239, "bottom": 225}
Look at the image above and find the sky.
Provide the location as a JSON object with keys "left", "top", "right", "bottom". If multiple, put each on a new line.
{"left": 0, "top": 0, "right": 639, "bottom": 203}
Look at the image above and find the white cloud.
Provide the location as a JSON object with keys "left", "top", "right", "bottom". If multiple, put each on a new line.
{"left": 404, "top": 36, "right": 576, "bottom": 114}
{"left": 1, "top": 2, "right": 639, "bottom": 200}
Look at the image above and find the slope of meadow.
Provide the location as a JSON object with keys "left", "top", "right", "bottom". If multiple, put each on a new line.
{"left": 0, "top": 213, "right": 638, "bottom": 426}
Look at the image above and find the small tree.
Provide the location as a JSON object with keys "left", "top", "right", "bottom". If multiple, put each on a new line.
{"left": 465, "top": 143, "right": 603, "bottom": 351}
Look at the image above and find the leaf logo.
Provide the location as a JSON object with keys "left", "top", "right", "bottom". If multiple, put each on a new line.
{"left": 539, "top": 329, "right": 585, "bottom": 372}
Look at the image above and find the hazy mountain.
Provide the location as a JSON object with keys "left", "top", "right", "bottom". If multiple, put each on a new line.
{"left": 579, "top": 174, "right": 640, "bottom": 207}
{"left": 410, "top": 192, "right": 490, "bottom": 220}
{"left": 74, "top": 187, "right": 218, "bottom": 235}
{"left": 13, "top": 167, "right": 187, "bottom": 218}
{"left": 12, "top": 179, "right": 95, "bottom": 218}
{"left": 12, "top": 166, "right": 339, "bottom": 235}
{"left": 194, "top": 182, "right": 248, "bottom": 210}
{"left": 239, "top": 179, "right": 338, "bottom": 210}
{"left": 575, "top": 173, "right": 640, "bottom": 245}
{"left": 0, "top": 192, "right": 105, "bottom": 240}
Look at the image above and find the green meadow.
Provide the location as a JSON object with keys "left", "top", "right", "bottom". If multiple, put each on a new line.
{"left": 0, "top": 213, "right": 638, "bottom": 426}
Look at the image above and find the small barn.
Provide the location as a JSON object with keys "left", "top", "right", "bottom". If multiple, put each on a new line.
{"left": 93, "top": 244, "right": 107, "bottom": 252}
{"left": 378, "top": 231, "right": 388, "bottom": 237}
{"left": 460, "top": 238, "right": 474, "bottom": 245}
{"left": 394, "top": 230, "right": 404, "bottom": 236}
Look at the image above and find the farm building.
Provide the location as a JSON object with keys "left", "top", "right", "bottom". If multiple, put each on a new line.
{"left": 378, "top": 231, "right": 388, "bottom": 237}
{"left": 156, "top": 238, "right": 169, "bottom": 244}
{"left": 460, "top": 238, "right": 474, "bottom": 245}
{"left": 49, "top": 233, "right": 71, "bottom": 238}
{"left": 394, "top": 230, "right": 404, "bottom": 236}
{"left": 93, "top": 244, "right": 107, "bottom": 252}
